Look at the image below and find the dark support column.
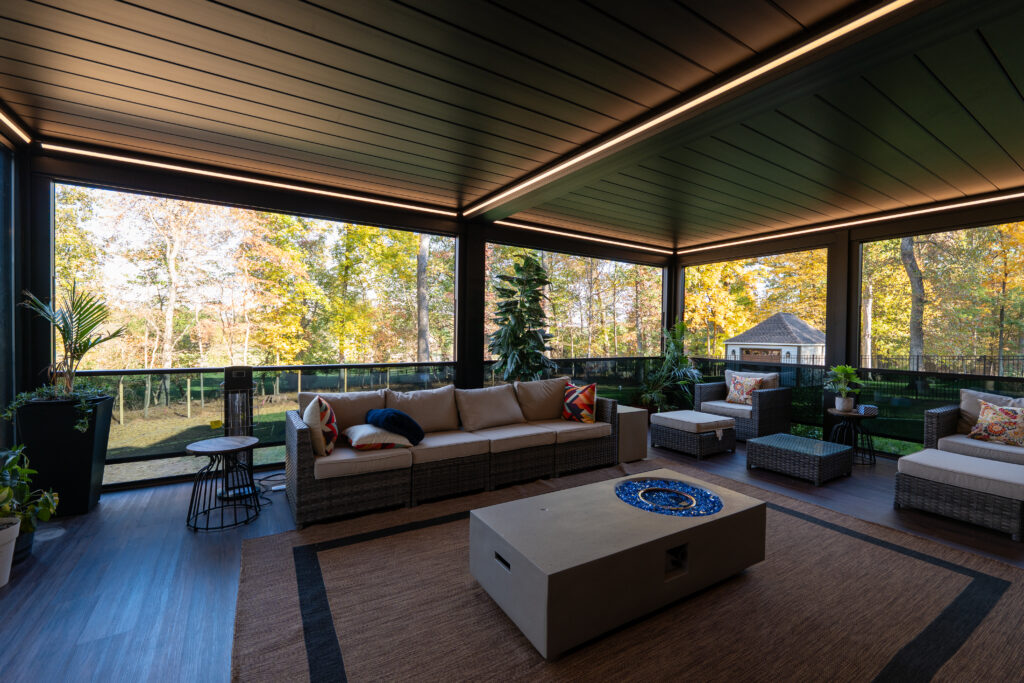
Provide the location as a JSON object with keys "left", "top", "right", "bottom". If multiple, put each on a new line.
{"left": 455, "top": 226, "right": 485, "bottom": 388}
{"left": 823, "top": 229, "right": 854, "bottom": 433}
{"left": 664, "top": 260, "right": 682, "bottom": 331}
{"left": 0, "top": 148, "right": 13, "bottom": 448}
{"left": 16, "top": 172, "right": 52, "bottom": 396}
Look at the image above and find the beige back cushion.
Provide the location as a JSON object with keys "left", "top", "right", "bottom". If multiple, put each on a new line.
{"left": 514, "top": 377, "right": 570, "bottom": 421}
{"left": 724, "top": 369, "right": 780, "bottom": 390}
{"left": 455, "top": 384, "right": 526, "bottom": 432}
{"left": 298, "top": 390, "right": 385, "bottom": 432}
{"left": 958, "top": 389, "right": 1024, "bottom": 434}
{"left": 386, "top": 385, "right": 459, "bottom": 433}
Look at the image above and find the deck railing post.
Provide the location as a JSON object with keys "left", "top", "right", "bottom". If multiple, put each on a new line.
{"left": 186, "top": 377, "right": 192, "bottom": 419}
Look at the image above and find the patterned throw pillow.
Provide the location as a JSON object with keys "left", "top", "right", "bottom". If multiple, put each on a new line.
{"left": 303, "top": 396, "right": 339, "bottom": 456}
{"left": 342, "top": 424, "right": 412, "bottom": 451}
{"left": 563, "top": 383, "right": 596, "bottom": 423}
{"left": 968, "top": 400, "right": 1024, "bottom": 446}
{"left": 726, "top": 375, "right": 764, "bottom": 405}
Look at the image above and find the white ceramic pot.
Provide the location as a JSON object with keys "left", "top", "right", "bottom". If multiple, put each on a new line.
{"left": 835, "top": 396, "right": 855, "bottom": 412}
{"left": 0, "top": 517, "right": 20, "bottom": 587}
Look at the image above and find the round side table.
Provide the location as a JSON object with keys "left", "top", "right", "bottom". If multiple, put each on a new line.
{"left": 827, "top": 405, "right": 879, "bottom": 466}
{"left": 186, "top": 435, "right": 261, "bottom": 531}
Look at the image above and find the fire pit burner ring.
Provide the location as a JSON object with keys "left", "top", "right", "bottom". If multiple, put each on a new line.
{"left": 637, "top": 487, "right": 696, "bottom": 511}
{"left": 615, "top": 478, "right": 723, "bottom": 517}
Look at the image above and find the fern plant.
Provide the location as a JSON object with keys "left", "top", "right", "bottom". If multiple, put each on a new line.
{"left": 488, "top": 253, "right": 557, "bottom": 382}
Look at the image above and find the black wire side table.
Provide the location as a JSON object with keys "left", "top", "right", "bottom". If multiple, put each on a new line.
{"left": 827, "top": 405, "right": 879, "bottom": 466}
{"left": 186, "top": 435, "right": 261, "bottom": 531}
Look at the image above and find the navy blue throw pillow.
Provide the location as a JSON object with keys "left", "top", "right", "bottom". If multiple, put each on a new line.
{"left": 365, "top": 408, "right": 424, "bottom": 446}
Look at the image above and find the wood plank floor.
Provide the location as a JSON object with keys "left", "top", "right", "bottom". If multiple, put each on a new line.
{"left": 2, "top": 445, "right": 1023, "bottom": 681}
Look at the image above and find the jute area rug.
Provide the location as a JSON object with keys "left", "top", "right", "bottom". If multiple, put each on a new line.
{"left": 233, "top": 457, "right": 1024, "bottom": 682}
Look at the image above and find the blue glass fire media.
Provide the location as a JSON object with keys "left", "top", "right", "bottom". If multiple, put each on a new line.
{"left": 615, "top": 478, "right": 723, "bottom": 517}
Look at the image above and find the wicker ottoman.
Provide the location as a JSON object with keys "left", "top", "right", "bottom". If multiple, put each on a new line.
{"left": 895, "top": 449, "right": 1024, "bottom": 542}
{"left": 747, "top": 433, "right": 852, "bottom": 486}
{"left": 650, "top": 410, "right": 736, "bottom": 460}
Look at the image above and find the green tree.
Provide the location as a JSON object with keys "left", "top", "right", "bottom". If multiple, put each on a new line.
{"left": 488, "top": 253, "right": 557, "bottom": 381}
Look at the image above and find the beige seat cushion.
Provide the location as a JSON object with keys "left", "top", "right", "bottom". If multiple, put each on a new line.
{"left": 386, "top": 385, "right": 459, "bottom": 433}
{"left": 725, "top": 370, "right": 779, "bottom": 390}
{"left": 455, "top": 385, "right": 526, "bottom": 431}
{"left": 299, "top": 390, "right": 385, "bottom": 432}
{"left": 699, "top": 400, "right": 753, "bottom": 420}
{"left": 957, "top": 389, "right": 1024, "bottom": 434}
{"left": 898, "top": 448, "right": 1024, "bottom": 501}
{"left": 313, "top": 446, "right": 412, "bottom": 479}
{"left": 410, "top": 430, "right": 491, "bottom": 464}
{"left": 514, "top": 377, "right": 570, "bottom": 421}
{"left": 936, "top": 434, "right": 1024, "bottom": 467}
{"left": 528, "top": 419, "right": 612, "bottom": 443}
{"left": 470, "top": 424, "right": 556, "bottom": 453}
{"left": 651, "top": 410, "right": 735, "bottom": 433}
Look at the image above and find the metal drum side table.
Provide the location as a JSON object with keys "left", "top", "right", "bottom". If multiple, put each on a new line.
{"left": 827, "top": 405, "right": 879, "bottom": 466}
{"left": 186, "top": 435, "right": 261, "bottom": 530}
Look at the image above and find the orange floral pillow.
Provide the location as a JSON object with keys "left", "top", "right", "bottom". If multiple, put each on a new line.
{"left": 968, "top": 400, "right": 1024, "bottom": 446}
{"left": 726, "top": 375, "right": 763, "bottom": 405}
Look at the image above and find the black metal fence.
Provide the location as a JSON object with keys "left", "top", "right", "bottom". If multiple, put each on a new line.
{"left": 862, "top": 355, "right": 1024, "bottom": 377}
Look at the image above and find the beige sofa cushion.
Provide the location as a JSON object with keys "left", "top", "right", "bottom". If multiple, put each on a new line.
{"left": 386, "top": 385, "right": 459, "bottom": 433}
{"left": 471, "top": 424, "right": 555, "bottom": 453}
{"left": 528, "top": 419, "right": 612, "bottom": 443}
{"left": 313, "top": 446, "right": 412, "bottom": 479}
{"left": 937, "top": 434, "right": 1024, "bottom": 466}
{"left": 898, "top": 448, "right": 1024, "bottom": 501}
{"left": 514, "top": 377, "right": 570, "bottom": 421}
{"left": 410, "top": 430, "right": 490, "bottom": 465}
{"left": 699, "top": 400, "right": 752, "bottom": 420}
{"left": 725, "top": 369, "right": 779, "bottom": 390}
{"left": 957, "top": 389, "right": 1024, "bottom": 434}
{"left": 651, "top": 410, "right": 735, "bottom": 433}
{"left": 455, "top": 385, "right": 526, "bottom": 431}
{"left": 299, "top": 390, "right": 385, "bottom": 432}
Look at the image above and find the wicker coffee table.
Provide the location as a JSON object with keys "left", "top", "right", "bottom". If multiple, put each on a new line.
{"left": 746, "top": 433, "right": 853, "bottom": 486}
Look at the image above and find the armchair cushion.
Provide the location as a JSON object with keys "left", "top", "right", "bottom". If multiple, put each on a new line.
{"left": 528, "top": 419, "right": 612, "bottom": 443}
{"left": 937, "top": 434, "right": 1024, "bottom": 466}
{"left": 385, "top": 385, "right": 459, "bottom": 433}
{"left": 699, "top": 400, "right": 752, "bottom": 420}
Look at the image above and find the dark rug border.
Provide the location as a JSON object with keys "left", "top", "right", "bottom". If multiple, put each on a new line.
{"left": 288, "top": 501, "right": 1010, "bottom": 683}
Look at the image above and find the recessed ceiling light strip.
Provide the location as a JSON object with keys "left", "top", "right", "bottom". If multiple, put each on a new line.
{"left": 39, "top": 143, "right": 459, "bottom": 218}
{"left": 676, "top": 188, "right": 1024, "bottom": 255}
{"left": 0, "top": 110, "right": 31, "bottom": 144}
{"left": 464, "top": 0, "right": 915, "bottom": 218}
{"left": 494, "top": 219, "right": 674, "bottom": 255}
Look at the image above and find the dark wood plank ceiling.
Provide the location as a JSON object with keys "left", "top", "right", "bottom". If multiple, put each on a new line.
{"left": 0, "top": 0, "right": 860, "bottom": 215}
{"left": 516, "top": 0, "right": 1024, "bottom": 247}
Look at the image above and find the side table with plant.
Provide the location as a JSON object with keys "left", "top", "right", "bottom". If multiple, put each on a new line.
{"left": 824, "top": 365, "right": 863, "bottom": 412}
{"left": 2, "top": 282, "right": 124, "bottom": 515}
{"left": 1, "top": 445, "right": 58, "bottom": 573}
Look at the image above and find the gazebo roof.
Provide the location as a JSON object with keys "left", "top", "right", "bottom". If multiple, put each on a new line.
{"left": 725, "top": 313, "right": 825, "bottom": 345}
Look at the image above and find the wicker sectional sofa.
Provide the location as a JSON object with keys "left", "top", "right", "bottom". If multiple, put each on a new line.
{"left": 285, "top": 379, "right": 617, "bottom": 527}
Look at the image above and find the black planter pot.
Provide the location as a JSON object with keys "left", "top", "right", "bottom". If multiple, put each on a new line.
{"left": 12, "top": 529, "right": 33, "bottom": 564}
{"left": 15, "top": 396, "right": 114, "bottom": 515}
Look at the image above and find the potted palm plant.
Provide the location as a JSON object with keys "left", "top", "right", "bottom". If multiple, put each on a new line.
{"left": 488, "top": 253, "right": 557, "bottom": 382}
{"left": 824, "top": 365, "right": 862, "bottom": 412}
{"left": 640, "top": 322, "right": 702, "bottom": 413}
{"left": 2, "top": 282, "right": 124, "bottom": 515}
{"left": 0, "top": 446, "right": 58, "bottom": 567}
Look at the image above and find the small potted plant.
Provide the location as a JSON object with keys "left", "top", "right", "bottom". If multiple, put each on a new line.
{"left": 2, "top": 282, "right": 123, "bottom": 515}
{"left": 824, "top": 365, "right": 862, "bottom": 412}
{"left": 0, "top": 446, "right": 58, "bottom": 567}
{"left": 0, "top": 490, "right": 18, "bottom": 586}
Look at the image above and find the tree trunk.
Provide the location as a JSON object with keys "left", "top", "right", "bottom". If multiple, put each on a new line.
{"left": 416, "top": 233, "right": 430, "bottom": 362}
{"left": 634, "top": 270, "right": 644, "bottom": 356}
{"left": 861, "top": 279, "right": 873, "bottom": 368}
{"left": 586, "top": 259, "right": 594, "bottom": 358}
{"left": 162, "top": 234, "right": 178, "bottom": 369}
{"left": 900, "top": 237, "right": 925, "bottom": 371}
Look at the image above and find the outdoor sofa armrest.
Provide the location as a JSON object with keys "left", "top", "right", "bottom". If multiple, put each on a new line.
{"left": 595, "top": 396, "right": 618, "bottom": 438}
{"left": 751, "top": 386, "right": 792, "bottom": 433}
{"left": 285, "top": 409, "right": 316, "bottom": 495}
{"left": 924, "top": 404, "right": 960, "bottom": 448}
{"left": 695, "top": 382, "right": 727, "bottom": 410}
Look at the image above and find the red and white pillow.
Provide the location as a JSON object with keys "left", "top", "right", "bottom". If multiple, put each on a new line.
{"left": 563, "top": 382, "right": 596, "bottom": 423}
{"left": 302, "top": 396, "right": 339, "bottom": 456}
{"left": 342, "top": 424, "right": 412, "bottom": 451}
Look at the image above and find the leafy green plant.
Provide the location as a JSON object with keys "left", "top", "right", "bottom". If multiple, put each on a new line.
{"left": 488, "top": 253, "right": 557, "bottom": 382}
{"left": 640, "top": 322, "right": 703, "bottom": 412}
{"left": 0, "top": 446, "right": 58, "bottom": 534}
{"left": 824, "top": 365, "right": 862, "bottom": 398}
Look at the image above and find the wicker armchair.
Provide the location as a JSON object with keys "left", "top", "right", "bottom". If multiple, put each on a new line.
{"left": 694, "top": 383, "right": 792, "bottom": 440}
{"left": 923, "top": 404, "right": 960, "bottom": 448}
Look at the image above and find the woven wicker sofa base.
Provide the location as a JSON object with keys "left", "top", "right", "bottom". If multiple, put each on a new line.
{"left": 746, "top": 440, "right": 852, "bottom": 486}
{"left": 894, "top": 473, "right": 1024, "bottom": 541}
{"left": 489, "top": 445, "right": 555, "bottom": 489}
{"left": 650, "top": 423, "right": 735, "bottom": 460}
{"left": 411, "top": 453, "right": 489, "bottom": 505}
{"left": 554, "top": 436, "right": 617, "bottom": 476}
{"left": 286, "top": 467, "right": 411, "bottom": 528}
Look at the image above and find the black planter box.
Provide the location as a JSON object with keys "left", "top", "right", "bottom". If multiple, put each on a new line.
{"left": 15, "top": 396, "right": 114, "bottom": 515}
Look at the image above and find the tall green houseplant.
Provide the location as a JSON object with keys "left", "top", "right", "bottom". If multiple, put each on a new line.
{"left": 488, "top": 253, "right": 557, "bottom": 382}
{"left": 640, "top": 322, "right": 703, "bottom": 412}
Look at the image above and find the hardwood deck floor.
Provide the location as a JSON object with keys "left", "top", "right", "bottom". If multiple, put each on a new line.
{"left": 2, "top": 445, "right": 1022, "bottom": 681}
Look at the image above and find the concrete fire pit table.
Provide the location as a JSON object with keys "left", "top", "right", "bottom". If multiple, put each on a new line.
{"left": 469, "top": 468, "right": 766, "bottom": 659}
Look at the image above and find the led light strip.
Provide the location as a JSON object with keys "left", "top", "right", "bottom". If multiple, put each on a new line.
{"left": 676, "top": 188, "right": 1024, "bottom": 255}
{"left": 464, "top": 0, "right": 915, "bottom": 217}
{"left": 494, "top": 219, "right": 674, "bottom": 255}
{"left": 39, "top": 143, "right": 460, "bottom": 217}
{"left": 0, "top": 110, "right": 31, "bottom": 144}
